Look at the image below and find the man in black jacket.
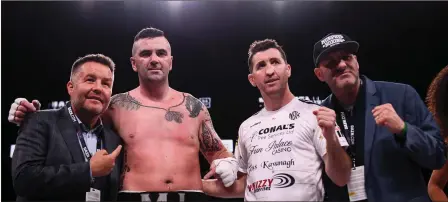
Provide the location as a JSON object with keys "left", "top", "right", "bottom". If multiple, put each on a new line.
{"left": 313, "top": 33, "right": 445, "bottom": 202}
{"left": 12, "top": 54, "right": 123, "bottom": 201}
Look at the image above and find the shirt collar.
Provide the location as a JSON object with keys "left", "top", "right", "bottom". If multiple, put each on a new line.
{"left": 75, "top": 115, "right": 104, "bottom": 134}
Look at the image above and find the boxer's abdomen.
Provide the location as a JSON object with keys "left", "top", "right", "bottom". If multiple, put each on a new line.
{"left": 112, "top": 103, "right": 203, "bottom": 192}
{"left": 121, "top": 143, "right": 203, "bottom": 191}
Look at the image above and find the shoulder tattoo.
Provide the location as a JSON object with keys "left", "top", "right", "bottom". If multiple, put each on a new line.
{"left": 185, "top": 95, "right": 204, "bottom": 118}
{"left": 110, "top": 93, "right": 141, "bottom": 111}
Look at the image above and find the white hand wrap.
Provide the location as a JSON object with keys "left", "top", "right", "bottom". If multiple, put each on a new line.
{"left": 212, "top": 157, "right": 239, "bottom": 187}
{"left": 8, "top": 98, "right": 28, "bottom": 125}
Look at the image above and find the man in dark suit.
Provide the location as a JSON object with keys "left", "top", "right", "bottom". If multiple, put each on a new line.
{"left": 312, "top": 33, "right": 446, "bottom": 202}
{"left": 12, "top": 54, "right": 123, "bottom": 201}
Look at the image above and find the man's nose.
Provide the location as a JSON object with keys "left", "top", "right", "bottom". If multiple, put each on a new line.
{"left": 150, "top": 60, "right": 159, "bottom": 66}
{"left": 336, "top": 59, "right": 348, "bottom": 69}
{"left": 265, "top": 64, "right": 275, "bottom": 75}
{"left": 91, "top": 81, "right": 103, "bottom": 94}
{"left": 149, "top": 53, "right": 160, "bottom": 64}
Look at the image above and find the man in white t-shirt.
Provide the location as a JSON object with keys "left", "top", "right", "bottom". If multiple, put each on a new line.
{"left": 202, "top": 39, "right": 352, "bottom": 201}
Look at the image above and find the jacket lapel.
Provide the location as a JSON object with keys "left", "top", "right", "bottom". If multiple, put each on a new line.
{"left": 57, "top": 105, "right": 85, "bottom": 163}
{"left": 321, "top": 95, "right": 333, "bottom": 108}
{"left": 363, "top": 77, "right": 380, "bottom": 176}
{"left": 102, "top": 127, "right": 120, "bottom": 199}
{"left": 103, "top": 127, "right": 117, "bottom": 155}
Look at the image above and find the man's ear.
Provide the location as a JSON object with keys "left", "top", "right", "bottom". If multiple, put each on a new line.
{"left": 67, "top": 80, "right": 74, "bottom": 96}
{"left": 130, "top": 57, "right": 137, "bottom": 72}
{"left": 286, "top": 64, "right": 291, "bottom": 78}
{"left": 314, "top": 67, "right": 325, "bottom": 82}
{"left": 248, "top": 73, "right": 256, "bottom": 87}
{"left": 169, "top": 56, "right": 173, "bottom": 71}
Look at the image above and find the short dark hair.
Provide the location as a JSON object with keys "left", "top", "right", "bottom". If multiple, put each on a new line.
{"left": 426, "top": 65, "right": 448, "bottom": 138}
{"left": 70, "top": 54, "right": 115, "bottom": 81}
{"left": 134, "top": 27, "right": 165, "bottom": 42}
{"left": 247, "top": 39, "right": 287, "bottom": 73}
{"left": 132, "top": 27, "right": 166, "bottom": 55}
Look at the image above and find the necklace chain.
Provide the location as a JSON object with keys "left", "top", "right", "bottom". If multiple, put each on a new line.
{"left": 126, "top": 92, "right": 186, "bottom": 112}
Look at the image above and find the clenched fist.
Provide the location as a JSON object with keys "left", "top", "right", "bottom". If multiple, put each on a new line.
{"left": 313, "top": 107, "right": 337, "bottom": 141}
{"left": 90, "top": 145, "right": 122, "bottom": 177}
{"left": 203, "top": 157, "right": 238, "bottom": 187}
{"left": 8, "top": 98, "right": 41, "bottom": 126}
{"left": 372, "top": 103, "right": 405, "bottom": 134}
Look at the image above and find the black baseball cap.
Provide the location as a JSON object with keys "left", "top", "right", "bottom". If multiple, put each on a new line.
{"left": 313, "top": 33, "right": 359, "bottom": 67}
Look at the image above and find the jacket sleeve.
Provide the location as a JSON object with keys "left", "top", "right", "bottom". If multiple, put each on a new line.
{"left": 398, "top": 85, "right": 446, "bottom": 170}
{"left": 12, "top": 112, "right": 91, "bottom": 198}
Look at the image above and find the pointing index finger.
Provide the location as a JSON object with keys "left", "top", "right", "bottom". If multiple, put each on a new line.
{"left": 109, "top": 145, "right": 122, "bottom": 158}
{"left": 203, "top": 168, "right": 216, "bottom": 180}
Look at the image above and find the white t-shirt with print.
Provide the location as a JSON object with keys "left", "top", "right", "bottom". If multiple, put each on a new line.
{"left": 234, "top": 98, "right": 348, "bottom": 201}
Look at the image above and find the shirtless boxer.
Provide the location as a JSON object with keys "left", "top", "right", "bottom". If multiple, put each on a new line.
{"left": 8, "top": 27, "right": 238, "bottom": 202}
{"left": 202, "top": 39, "right": 352, "bottom": 201}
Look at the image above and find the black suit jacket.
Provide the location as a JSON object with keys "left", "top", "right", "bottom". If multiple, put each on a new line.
{"left": 12, "top": 105, "right": 123, "bottom": 201}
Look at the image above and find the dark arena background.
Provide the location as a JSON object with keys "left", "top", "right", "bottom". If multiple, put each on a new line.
{"left": 2, "top": 1, "right": 448, "bottom": 201}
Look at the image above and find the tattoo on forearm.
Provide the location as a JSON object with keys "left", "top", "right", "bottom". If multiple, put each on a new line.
{"left": 185, "top": 95, "right": 203, "bottom": 118}
{"left": 200, "top": 121, "right": 223, "bottom": 153}
{"left": 110, "top": 93, "right": 141, "bottom": 110}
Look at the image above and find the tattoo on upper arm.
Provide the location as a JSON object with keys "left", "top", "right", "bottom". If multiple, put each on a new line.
{"left": 185, "top": 95, "right": 203, "bottom": 118}
{"left": 204, "top": 111, "right": 216, "bottom": 131}
{"left": 197, "top": 99, "right": 222, "bottom": 153}
{"left": 110, "top": 93, "right": 141, "bottom": 110}
{"left": 200, "top": 120, "right": 223, "bottom": 153}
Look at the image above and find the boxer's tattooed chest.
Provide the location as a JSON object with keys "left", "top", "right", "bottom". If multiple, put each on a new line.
{"left": 110, "top": 93, "right": 204, "bottom": 124}
{"left": 165, "top": 111, "right": 184, "bottom": 123}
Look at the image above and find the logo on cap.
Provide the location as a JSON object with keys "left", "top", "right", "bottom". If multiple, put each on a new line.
{"left": 321, "top": 34, "right": 345, "bottom": 48}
